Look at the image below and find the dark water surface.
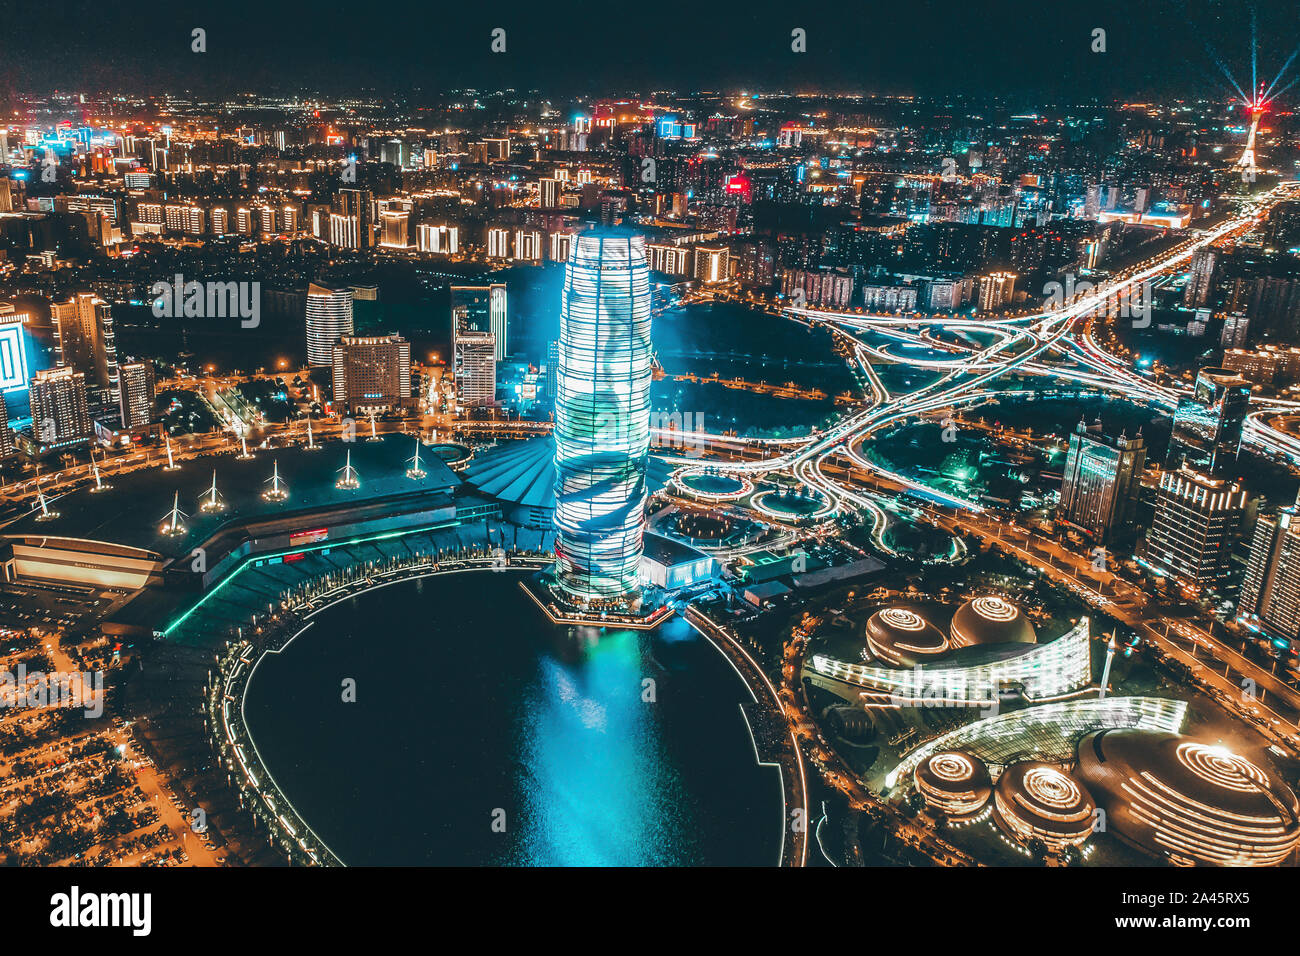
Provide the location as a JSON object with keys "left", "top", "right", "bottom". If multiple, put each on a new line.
{"left": 243, "top": 571, "right": 782, "bottom": 865}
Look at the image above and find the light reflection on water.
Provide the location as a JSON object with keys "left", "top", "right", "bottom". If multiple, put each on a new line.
{"left": 243, "top": 574, "right": 781, "bottom": 866}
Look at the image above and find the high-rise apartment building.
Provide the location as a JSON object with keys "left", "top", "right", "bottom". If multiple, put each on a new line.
{"left": 117, "top": 361, "right": 156, "bottom": 429}
{"left": 1239, "top": 494, "right": 1300, "bottom": 642}
{"left": 30, "top": 367, "right": 92, "bottom": 447}
{"left": 50, "top": 293, "right": 118, "bottom": 402}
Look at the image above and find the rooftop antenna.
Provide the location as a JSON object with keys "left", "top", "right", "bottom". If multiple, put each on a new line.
{"left": 161, "top": 490, "right": 187, "bottom": 536}
{"left": 406, "top": 437, "right": 426, "bottom": 479}
{"left": 336, "top": 449, "right": 360, "bottom": 489}
{"left": 263, "top": 460, "right": 288, "bottom": 501}
{"left": 200, "top": 469, "right": 224, "bottom": 512}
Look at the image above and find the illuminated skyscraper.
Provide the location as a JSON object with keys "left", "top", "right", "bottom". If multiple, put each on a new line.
{"left": 1144, "top": 465, "right": 1246, "bottom": 589}
{"left": 553, "top": 231, "right": 653, "bottom": 604}
{"left": 305, "top": 283, "right": 355, "bottom": 367}
{"left": 332, "top": 333, "right": 411, "bottom": 414}
{"left": 118, "top": 361, "right": 155, "bottom": 429}
{"left": 450, "top": 283, "right": 508, "bottom": 361}
{"left": 1165, "top": 367, "right": 1251, "bottom": 476}
{"left": 1057, "top": 419, "right": 1146, "bottom": 543}
{"left": 30, "top": 367, "right": 92, "bottom": 448}
{"left": 1239, "top": 493, "right": 1300, "bottom": 642}
{"left": 51, "top": 293, "right": 118, "bottom": 402}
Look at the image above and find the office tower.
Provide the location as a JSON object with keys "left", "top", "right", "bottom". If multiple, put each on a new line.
{"left": 380, "top": 210, "right": 412, "bottom": 248}
{"left": 118, "top": 361, "right": 155, "bottom": 429}
{"left": 0, "top": 392, "right": 11, "bottom": 458}
{"left": 539, "top": 177, "right": 561, "bottom": 208}
{"left": 1239, "top": 494, "right": 1300, "bottom": 642}
{"left": 305, "top": 283, "right": 356, "bottom": 367}
{"left": 1057, "top": 420, "right": 1147, "bottom": 543}
{"left": 450, "top": 284, "right": 508, "bottom": 360}
{"left": 1144, "top": 465, "right": 1246, "bottom": 589}
{"left": 694, "top": 245, "right": 729, "bottom": 284}
{"left": 1165, "top": 367, "right": 1251, "bottom": 476}
{"left": 50, "top": 294, "right": 118, "bottom": 402}
{"left": 553, "top": 231, "right": 653, "bottom": 605}
{"left": 211, "top": 207, "right": 228, "bottom": 235}
{"left": 30, "top": 367, "right": 92, "bottom": 447}
{"left": 0, "top": 178, "right": 11, "bottom": 213}
{"left": 453, "top": 318, "right": 496, "bottom": 409}
{"left": 417, "top": 223, "right": 459, "bottom": 254}
{"left": 331, "top": 334, "right": 411, "bottom": 413}
{"left": 332, "top": 188, "right": 372, "bottom": 249}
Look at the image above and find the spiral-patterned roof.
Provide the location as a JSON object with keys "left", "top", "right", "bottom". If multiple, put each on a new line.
{"left": 950, "top": 595, "right": 1036, "bottom": 648}
{"left": 914, "top": 751, "right": 992, "bottom": 818}
{"left": 992, "top": 761, "right": 1096, "bottom": 850}
{"left": 865, "top": 606, "right": 950, "bottom": 667}
{"left": 1077, "top": 730, "right": 1300, "bottom": 866}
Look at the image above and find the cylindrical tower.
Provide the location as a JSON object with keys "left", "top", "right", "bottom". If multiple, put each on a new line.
{"left": 553, "top": 232, "right": 653, "bottom": 604}
{"left": 306, "top": 283, "right": 355, "bottom": 367}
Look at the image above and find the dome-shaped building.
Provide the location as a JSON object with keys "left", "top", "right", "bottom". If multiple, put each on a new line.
{"left": 950, "top": 595, "right": 1036, "bottom": 648}
{"left": 1077, "top": 730, "right": 1300, "bottom": 866}
{"left": 865, "top": 607, "right": 949, "bottom": 666}
{"left": 992, "top": 761, "right": 1095, "bottom": 851}
{"left": 914, "top": 751, "right": 992, "bottom": 818}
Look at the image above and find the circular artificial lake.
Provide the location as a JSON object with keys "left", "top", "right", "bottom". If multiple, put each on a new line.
{"left": 242, "top": 571, "right": 782, "bottom": 866}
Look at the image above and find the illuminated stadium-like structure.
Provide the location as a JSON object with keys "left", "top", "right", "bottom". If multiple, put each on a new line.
{"left": 865, "top": 607, "right": 950, "bottom": 666}
{"left": 1077, "top": 729, "right": 1300, "bottom": 866}
{"left": 810, "top": 614, "right": 1089, "bottom": 705}
{"left": 950, "top": 595, "right": 1036, "bottom": 648}
{"left": 552, "top": 232, "right": 654, "bottom": 605}
{"left": 885, "top": 695, "right": 1189, "bottom": 790}
{"left": 992, "top": 761, "right": 1097, "bottom": 851}
{"left": 914, "top": 751, "right": 993, "bottom": 818}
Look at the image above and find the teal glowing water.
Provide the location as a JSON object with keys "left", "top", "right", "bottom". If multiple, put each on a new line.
{"left": 243, "top": 572, "right": 782, "bottom": 865}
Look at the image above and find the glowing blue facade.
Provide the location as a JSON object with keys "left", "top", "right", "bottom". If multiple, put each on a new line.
{"left": 553, "top": 233, "right": 653, "bottom": 603}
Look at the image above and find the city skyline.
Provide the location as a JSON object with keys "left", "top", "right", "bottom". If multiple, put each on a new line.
{"left": 5, "top": 3, "right": 1300, "bottom": 934}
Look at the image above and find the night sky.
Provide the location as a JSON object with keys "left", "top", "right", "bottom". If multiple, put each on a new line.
{"left": 4, "top": 0, "right": 1300, "bottom": 99}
